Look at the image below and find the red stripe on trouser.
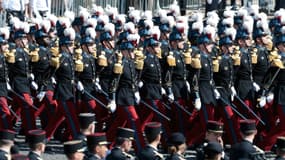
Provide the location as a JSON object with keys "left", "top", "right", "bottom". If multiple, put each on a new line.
{"left": 259, "top": 104, "right": 285, "bottom": 151}
{"left": 106, "top": 106, "right": 145, "bottom": 152}
{"left": 0, "top": 97, "right": 12, "bottom": 129}
{"left": 186, "top": 104, "right": 215, "bottom": 145}
{"left": 45, "top": 100, "right": 80, "bottom": 141}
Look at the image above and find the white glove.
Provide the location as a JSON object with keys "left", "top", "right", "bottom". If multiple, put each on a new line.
{"left": 51, "top": 77, "right": 56, "bottom": 85}
{"left": 258, "top": 96, "right": 266, "bottom": 108}
{"left": 194, "top": 98, "right": 201, "bottom": 111}
{"left": 253, "top": 82, "right": 260, "bottom": 92}
{"left": 31, "top": 81, "right": 38, "bottom": 90}
{"left": 77, "top": 81, "right": 84, "bottom": 92}
{"left": 29, "top": 73, "right": 35, "bottom": 81}
{"left": 95, "top": 82, "right": 102, "bottom": 91}
{"left": 186, "top": 81, "right": 191, "bottom": 93}
{"left": 134, "top": 91, "right": 141, "bottom": 104}
{"left": 6, "top": 83, "right": 11, "bottom": 91}
{"left": 207, "top": 0, "right": 212, "bottom": 4}
{"left": 214, "top": 89, "right": 221, "bottom": 99}
{"left": 266, "top": 92, "right": 274, "bottom": 103}
{"left": 138, "top": 81, "right": 143, "bottom": 88}
{"left": 231, "top": 86, "right": 237, "bottom": 96}
{"left": 168, "top": 93, "right": 174, "bottom": 102}
{"left": 107, "top": 100, "right": 116, "bottom": 113}
{"left": 36, "top": 91, "right": 46, "bottom": 102}
{"left": 161, "top": 88, "right": 166, "bottom": 95}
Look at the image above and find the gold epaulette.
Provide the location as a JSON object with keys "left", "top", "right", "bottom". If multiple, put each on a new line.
{"left": 212, "top": 56, "right": 221, "bottom": 72}
{"left": 50, "top": 54, "right": 61, "bottom": 69}
{"left": 113, "top": 52, "right": 123, "bottom": 74}
{"left": 191, "top": 53, "right": 201, "bottom": 69}
{"left": 251, "top": 48, "right": 258, "bottom": 64}
{"left": 183, "top": 48, "right": 192, "bottom": 65}
{"left": 50, "top": 46, "right": 60, "bottom": 57}
{"left": 232, "top": 48, "right": 241, "bottom": 66}
{"left": 75, "top": 59, "right": 84, "bottom": 72}
{"left": 29, "top": 48, "right": 40, "bottom": 62}
{"left": 98, "top": 51, "right": 108, "bottom": 67}
{"left": 271, "top": 55, "right": 285, "bottom": 69}
{"left": 167, "top": 51, "right": 176, "bottom": 67}
{"left": 135, "top": 51, "right": 145, "bottom": 70}
{"left": 265, "top": 35, "right": 273, "bottom": 51}
{"left": 74, "top": 48, "right": 83, "bottom": 60}
{"left": 268, "top": 49, "right": 279, "bottom": 62}
{"left": 4, "top": 49, "right": 15, "bottom": 63}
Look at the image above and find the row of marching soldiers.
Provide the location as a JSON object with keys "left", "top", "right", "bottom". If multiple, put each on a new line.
{"left": 1, "top": 2, "right": 285, "bottom": 160}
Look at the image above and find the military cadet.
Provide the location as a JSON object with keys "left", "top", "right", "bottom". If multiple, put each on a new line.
{"left": 95, "top": 15, "right": 109, "bottom": 46}
{"left": 258, "top": 25, "right": 285, "bottom": 151}
{"left": 0, "top": 129, "right": 15, "bottom": 160}
{"left": 44, "top": 27, "right": 81, "bottom": 141}
{"left": 138, "top": 26, "right": 171, "bottom": 141}
{"left": 26, "top": 129, "right": 46, "bottom": 160}
{"left": 76, "top": 113, "right": 96, "bottom": 145}
{"left": 235, "top": 15, "right": 260, "bottom": 120}
{"left": 275, "top": 137, "right": 285, "bottom": 160}
{"left": 114, "top": 14, "right": 126, "bottom": 40}
{"left": 162, "top": 23, "right": 190, "bottom": 134}
{"left": 230, "top": 119, "right": 263, "bottom": 160}
{"left": 166, "top": 132, "right": 187, "bottom": 160}
{"left": 105, "top": 33, "right": 145, "bottom": 152}
{"left": 138, "top": 122, "right": 164, "bottom": 160}
{"left": 203, "top": 142, "right": 223, "bottom": 160}
{"left": 0, "top": 27, "right": 13, "bottom": 129}
{"left": 64, "top": 140, "right": 86, "bottom": 160}
{"left": 214, "top": 27, "right": 239, "bottom": 144}
{"left": 159, "top": 15, "right": 174, "bottom": 56}
{"left": 106, "top": 127, "right": 136, "bottom": 160}
{"left": 95, "top": 22, "right": 117, "bottom": 132}
{"left": 32, "top": 20, "right": 58, "bottom": 129}
{"left": 8, "top": 20, "right": 37, "bottom": 134}
{"left": 187, "top": 25, "right": 219, "bottom": 145}
{"left": 76, "top": 27, "right": 99, "bottom": 114}
{"left": 86, "top": 133, "right": 109, "bottom": 160}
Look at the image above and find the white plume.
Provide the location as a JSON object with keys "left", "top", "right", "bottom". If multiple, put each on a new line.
{"left": 0, "top": 27, "right": 10, "bottom": 40}
{"left": 150, "top": 26, "right": 160, "bottom": 40}
{"left": 225, "top": 27, "right": 236, "bottom": 40}
{"left": 64, "top": 10, "right": 75, "bottom": 22}
{"left": 192, "top": 21, "right": 203, "bottom": 34}
{"left": 203, "top": 25, "right": 216, "bottom": 41}
{"left": 124, "top": 22, "right": 135, "bottom": 33}
{"left": 104, "top": 23, "right": 115, "bottom": 37}
{"left": 85, "top": 27, "right": 96, "bottom": 39}
{"left": 64, "top": 27, "right": 75, "bottom": 40}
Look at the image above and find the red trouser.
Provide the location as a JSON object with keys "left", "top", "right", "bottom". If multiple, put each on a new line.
{"left": 139, "top": 99, "right": 171, "bottom": 145}
{"left": 106, "top": 105, "right": 145, "bottom": 152}
{"left": 259, "top": 104, "right": 285, "bottom": 151}
{"left": 13, "top": 93, "right": 36, "bottom": 134}
{"left": 34, "top": 90, "right": 58, "bottom": 129}
{"left": 45, "top": 100, "right": 80, "bottom": 141}
{"left": 187, "top": 104, "right": 215, "bottom": 145}
{"left": 0, "top": 97, "right": 12, "bottom": 129}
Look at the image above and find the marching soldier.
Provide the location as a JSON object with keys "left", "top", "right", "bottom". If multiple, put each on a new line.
{"left": 234, "top": 16, "right": 259, "bottom": 120}
{"left": 0, "top": 27, "right": 13, "bottom": 129}
{"left": 32, "top": 20, "right": 58, "bottom": 129}
{"left": 259, "top": 25, "right": 285, "bottom": 151}
{"left": 95, "top": 23, "right": 117, "bottom": 132}
{"left": 86, "top": 133, "right": 109, "bottom": 160}
{"left": 26, "top": 129, "right": 46, "bottom": 160}
{"left": 214, "top": 27, "right": 240, "bottom": 144}
{"left": 138, "top": 26, "right": 171, "bottom": 142}
{"left": 76, "top": 27, "right": 99, "bottom": 113}
{"left": 138, "top": 122, "right": 164, "bottom": 160}
{"left": 8, "top": 20, "right": 37, "bottom": 134}
{"left": 187, "top": 25, "right": 219, "bottom": 145}
{"left": 105, "top": 33, "right": 145, "bottom": 152}
{"left": 106, "top": 127, "right": 136, "bottom": 160}
{"left": 45, "top": 27, "right": 80, "bottom": 141}
{"left": 162, "top": 23, "right": 190, "bottom": 134}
